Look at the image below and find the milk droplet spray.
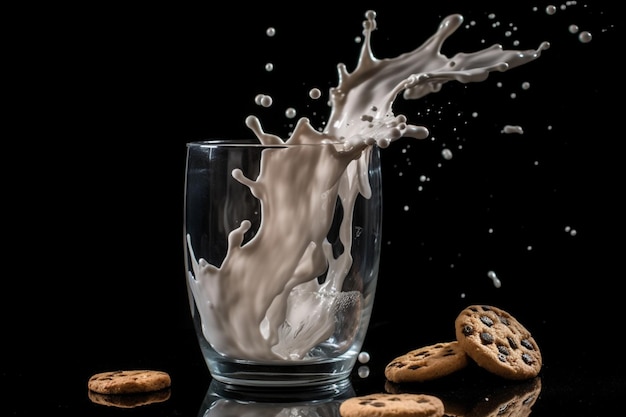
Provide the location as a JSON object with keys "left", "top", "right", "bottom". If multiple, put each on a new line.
{"left": 187, "top": 10, "right": 548, "bottom": 361}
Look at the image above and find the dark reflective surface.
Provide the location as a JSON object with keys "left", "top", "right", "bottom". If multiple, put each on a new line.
{"left": 5, "top": 318, "right": 623, "bottom": 416}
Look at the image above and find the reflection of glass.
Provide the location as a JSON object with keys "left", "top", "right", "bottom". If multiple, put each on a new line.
{"left": 184, "top": 140, "right": 382, "bottom": 387}
{"left": 198, "top": 379, "right": 355, "bottom": 416}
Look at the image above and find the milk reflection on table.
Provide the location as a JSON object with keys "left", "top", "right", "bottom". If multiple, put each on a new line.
{"left": 184, "top": 10, "right": 546, "bottom": 385}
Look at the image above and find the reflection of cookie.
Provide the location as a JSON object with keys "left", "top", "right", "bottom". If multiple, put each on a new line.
{"left": 385, "top": 341, "right": 469, "bottom": 383}
{"left": 339, "top": 393, "right": 444, "bottom": 417}
{"left": 468, "top": 376, "right": 542, "bottom": 417}
{"left": 88, "top": 388, "right": 171, "bottom": 408}
{"left": 88, "top": 370, "right": 171, "bottom": 395}
{"left": 455, "top": 305, "right": 542, "bottom": 380}
{"left": 384, "top": 380, "right": 470, "bottom": 417}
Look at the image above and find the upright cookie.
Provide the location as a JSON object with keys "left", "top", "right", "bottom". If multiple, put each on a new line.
{"left": 384, "top": 341, "right": 469, "bottom": 383}
{"left": 455, "top": 305, "right": 542, "bottom": 380}
{"left": 340, "top": 393, "right": 445, "bottom": 417}
{"left": 88, "top": 370, "right": 171, "bottom": 395}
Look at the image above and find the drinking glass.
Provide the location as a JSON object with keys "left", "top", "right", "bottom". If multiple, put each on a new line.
{"left": 183, "top": 139, "right": 382, "bottom": 387}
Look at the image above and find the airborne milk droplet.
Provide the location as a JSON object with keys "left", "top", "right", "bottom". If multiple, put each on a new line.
{"left": 502, "top": 125, "right": 524, "bottom": 134}
{"left": 578, "top": 31, "right": 592, "bottom": 43}
{"left": 309, "top": 88, "right": 322, "bottom": 99}
{"left": 487, "top": 270, "right": 502, "bottom": 288}
{"left": 285, "top": 107, "right": 297, "bottom": 118}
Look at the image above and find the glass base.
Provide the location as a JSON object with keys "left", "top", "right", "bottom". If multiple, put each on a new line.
{"left": 205, "top": 354, "right": 358, "bottom": 388}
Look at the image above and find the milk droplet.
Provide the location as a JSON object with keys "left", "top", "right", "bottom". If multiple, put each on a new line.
{"left": 285, "top": 107, "right": 297, "bottom": 118}
{"left": 569, "top": 24, "right": 579, "bottom": 34}
{"left": 502, "top": 125, "right": 524, "bottom": 134}
{"left": 546, "top": 5, "right": 557, "bottom": 15}
{"left": 578, "top": 31, "right": 592, "bottom": 43}
{"left": 442, "top": 148, "right": 453, "bottom": 160}
{"left": 521, "top": 81, "right": 530, "bottom": 90}
{"left": 309, "top": 88, "right": 322, "bottom": 99}
{"left": 265, "top": 63, "right": 274, "bottom": 72}
{"left": 266, "top": 27, "right": 276, "bottom": 37}
{"left": 487, "top": 270, "right": 502, "bottom": 288}
{"left": 358, "top": 351, "right": 370, "bottom": 363}
{"left": 255, "top": 94, "right": 273, "bottom": 107}
{"left": 357, "top": 366, "right": 370, "bottom": 378}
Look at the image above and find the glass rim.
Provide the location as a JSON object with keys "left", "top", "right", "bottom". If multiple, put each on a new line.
{"left": 187, "top": 139, "right": 347, "bottom": 148}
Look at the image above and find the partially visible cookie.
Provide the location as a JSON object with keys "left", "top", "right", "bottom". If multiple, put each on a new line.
{"left": 384, "top": 380, "right": 470, "bottom": 417}
{"left": 455, "top": 305, "right": 542, "bottom": 380}
{"left": 339, "top": 393, "right": 445, "bottom": 417}
{"left": 384, "top": 341, "right": 469, "bottom": 383}
{"left": 87, "top": 370, "right": 171, "bottom": 395}
{"left": 88, "top": 388, "right": 171, "bottom": 408}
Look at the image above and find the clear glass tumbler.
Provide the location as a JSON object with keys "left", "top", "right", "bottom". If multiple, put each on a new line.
{"left": 183, "top": 139, "right": 382, "bottom": 387}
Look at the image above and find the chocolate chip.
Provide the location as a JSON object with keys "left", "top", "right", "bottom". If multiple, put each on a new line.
{"left": 480, "top": 332, "right": 494, "bottom": 344}
{"left": 480, "top": 315, "right": 494, "bottom": 326}
{"left": 507, "top": 336, "right": 518, "bottom": 350}
{"left": 462, "top": 325, "right": 474, "bottom": 336}
{"left": 522, "top": 353, "right": 535, "bottom": 365}
{"left": 497, "top": 345, "right": 510, "bottom": 356}
{"left": 521, "top": 339, "right": 534, "bottom": 350}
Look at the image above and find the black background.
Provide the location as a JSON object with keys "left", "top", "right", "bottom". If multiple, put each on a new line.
{"left": 4, "top": 1, "right": 622, "bottom": 415}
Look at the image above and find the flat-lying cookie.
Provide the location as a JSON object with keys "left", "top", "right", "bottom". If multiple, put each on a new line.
{"left": 384, "top": 341, "right": 469, "bottom": 383}
{"left": 87, "top": 370, "right": 171, "bottom": 395}
{"left": 455, "top": 305, "right": 542, "bottom": 380}
{"left": 339, "top": 393, "right": 444, "bottom": 417}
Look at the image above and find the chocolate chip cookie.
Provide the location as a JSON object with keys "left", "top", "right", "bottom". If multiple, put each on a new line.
{"left": 455, "top": 305, "right": 542, "bottom": 380}
{"left": 87, "top": 370, "right": 171, "bottom": 395}
{"left": 384, "top": 341, "right": 469, "bottom": 383}
{"left": 340, "top": 393, "right": 445, "bottom": 417}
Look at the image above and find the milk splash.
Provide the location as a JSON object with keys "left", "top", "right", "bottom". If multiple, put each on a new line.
{"left": 186, "top": 10, "right": 548, "bottom": 361}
